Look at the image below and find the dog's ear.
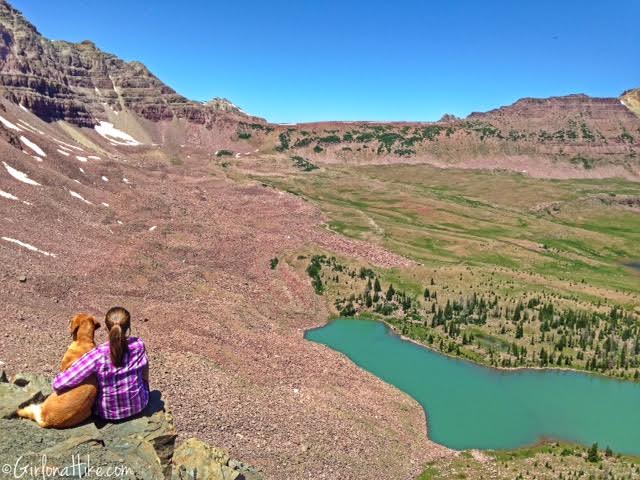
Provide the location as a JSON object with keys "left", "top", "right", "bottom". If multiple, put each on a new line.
{"left": 93, "top": 317, "right": 101, "bottom": 329}
{"left": 69, "top": 315, "right": 81, "bottom": 338}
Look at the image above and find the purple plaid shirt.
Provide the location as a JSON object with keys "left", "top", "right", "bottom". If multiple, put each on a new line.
{"left": 53, "top": 337, "right": 149, "bottom": 420}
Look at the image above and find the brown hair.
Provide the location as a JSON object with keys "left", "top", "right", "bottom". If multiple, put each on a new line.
{"left": 105, "top": 307, "right": 130, "bottom": 367}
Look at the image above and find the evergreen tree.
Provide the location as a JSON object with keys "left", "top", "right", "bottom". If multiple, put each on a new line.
{"left": 365, "top": 292, "right": 373, "bottom": 308}
{"left": 385, "top": 284, "right": 396, "bottom": 301}
{"left": 340, "top": 301, "right": 356, "bottom": 317}
{"left": 587, "top": 443, "right": 599, "bottom": 463}
{"left": 513, "top": 302, "right": 523, "bottom": 322}
{"left": 374, "top": 278, "right": 382, "bottom": 292}
{"left": 539, "top": 348, "right": 548, "bottom": 366}
{"left": 444, "top": 300, "right": 453, "bottom": 320}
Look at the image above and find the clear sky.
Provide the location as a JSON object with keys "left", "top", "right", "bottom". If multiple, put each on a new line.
{"left": 11, "top": 0, "right": 640, "bottom": 123}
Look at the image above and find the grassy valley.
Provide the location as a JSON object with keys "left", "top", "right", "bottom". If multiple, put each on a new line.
{"left": 254, "top": 163, "right": 640, "bottom": 380}
{"left": 253, "top": 161, "right": 640, "bottom": 478}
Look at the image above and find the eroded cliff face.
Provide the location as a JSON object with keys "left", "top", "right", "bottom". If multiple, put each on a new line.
{"left": 0, "top": 0, "right": 258, "bottom": 128}
{"left": 469, "top": 94, "right": 637, "bottom": 133}
{"left": 621, "top": 88, "right": 640, "bottom": 118}
{"left": 257, "top": 91, "right": 640, "bottom": 178}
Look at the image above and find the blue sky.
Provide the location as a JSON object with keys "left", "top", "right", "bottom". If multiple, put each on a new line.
{"left": 12, "top": 0, "right": 640, "bottom": 123}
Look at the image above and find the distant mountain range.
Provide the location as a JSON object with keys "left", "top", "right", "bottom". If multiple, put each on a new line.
{"left": 0, "top": 0, "right": 638, "bottom": 178}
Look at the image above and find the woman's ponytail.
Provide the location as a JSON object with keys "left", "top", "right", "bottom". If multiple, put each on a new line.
{"left": 109, "top": 324, "right": 126, "bottom": 367}
{"left": 105, "top": 307, "right": 131, "bottom": 368}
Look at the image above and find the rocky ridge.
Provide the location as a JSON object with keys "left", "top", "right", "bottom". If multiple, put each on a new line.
{"left": 0, "top": 0, "right": 638, "bottom": 179}
{"left": 0, "top": 0, "right": 261, "bottom": 129}
{"left": 621, "top": 88, "right": 640, "bottom": 118}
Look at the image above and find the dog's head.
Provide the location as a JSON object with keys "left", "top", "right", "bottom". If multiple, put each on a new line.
{"left": 69, "top": 313, "right": 100, "bottom": 340}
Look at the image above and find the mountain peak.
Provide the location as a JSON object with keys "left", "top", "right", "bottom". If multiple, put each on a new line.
{"left": 621, "top": 88, "right": 640, "bottom": 118}
{"left": 0, "top": 0, "right": 257, "bottom": 127}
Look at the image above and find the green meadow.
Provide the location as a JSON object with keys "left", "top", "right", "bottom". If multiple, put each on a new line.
{"left": 257, "top": 164, "right": 640, "bottom": 298}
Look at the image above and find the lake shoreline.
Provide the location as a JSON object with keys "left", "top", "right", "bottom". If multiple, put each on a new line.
{"left": 305, "top": 316, "right": 640, "bottom": 456}
{"left": 310, "top": 314, "right": 640, "bottom": 384}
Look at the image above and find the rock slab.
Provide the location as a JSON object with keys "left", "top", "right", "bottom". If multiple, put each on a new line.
{"left": 0, "top": 373, "right": 262, "bottom": 480}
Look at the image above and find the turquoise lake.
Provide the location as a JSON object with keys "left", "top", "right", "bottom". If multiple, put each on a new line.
{"left": 305, "top": 318, "right": 640, "bottom": 454}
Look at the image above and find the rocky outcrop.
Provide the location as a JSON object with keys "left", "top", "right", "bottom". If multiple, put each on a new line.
{"left": 0, "top": 0, "right": 262, "bottom": 128}
{"left": 0, "top": 371, "right": 262, "bottom": 480}
{"left": 621, "top": 88, "right": 640, "bottom": 118}
{"left": 467, "top": 94, "right": 640, "bottom": 140}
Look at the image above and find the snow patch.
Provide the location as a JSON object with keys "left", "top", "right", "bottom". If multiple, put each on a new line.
{"left": 1, "top": 237, "right": 56, "bottom": 257}
{"left": 19, "top": 104, "right": 29, "bottom": 112}
{"left": 19, "top": 136, "right": 46, "bottom": 157}
{"left": 17, "top": 120, "right": 44, "bottom": 135}
{"left": 149, "top": 225, "right": 157, "bottom": 232}
{"left": 0, "top": 190, "right": 19, "bottom": 201}
{"left": 69, "top": 190, "right": 93, "bottom": 205}
{"left": 79, "top": 167, "right": 85, "bottom": 174}
{"left": 0, "top": 114, "right": 21, "bottom": 131}
{"left": 101, "top": 176, "right": 109, "bottom": 182}
{"left": 1, "top": 190, "right": 32, "bottom": 205}
{"left": 122, "top": 178, "right": 130, "bottom": 184}
{"left": 101, "top": 202, "right": 109, "bottom": 207}
{"left": 56, "top": 149, "right": 70, "bottom": 157}
{"left": 94, "top": 121, "right": 141, "bottom": 146}
{"left": 3, "top": 162, "right": 40, "bottom": 186}
{"left": 17, "top": 120, "right": 37, "bottom": 133}
{"left": 88, "top": 155, "right": 101, "bottom": 160}
{"left": 56, "top": 140, "right": 83, "bottom": 152}
{"left": 76, "top": 156, "right": 88, "bottom": 162}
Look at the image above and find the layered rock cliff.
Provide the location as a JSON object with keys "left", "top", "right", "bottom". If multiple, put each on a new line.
{"left": 621, "top": 88, "right": 640, "bottom": 118}
{"left": 0, "top": 0, "right": 259, "bottom": 128}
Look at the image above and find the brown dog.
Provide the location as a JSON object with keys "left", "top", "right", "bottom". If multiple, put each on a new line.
{"left": 17, "top": 313, "right": 100, "bottom": 428}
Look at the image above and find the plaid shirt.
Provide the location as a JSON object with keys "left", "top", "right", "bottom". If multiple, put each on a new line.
{"left": 53, "top": 337, "right": 149, "bottom": 420}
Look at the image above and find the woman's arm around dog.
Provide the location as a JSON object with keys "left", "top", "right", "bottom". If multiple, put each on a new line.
{"left": 52, "top": 349, "right": 99, "bottom": 392}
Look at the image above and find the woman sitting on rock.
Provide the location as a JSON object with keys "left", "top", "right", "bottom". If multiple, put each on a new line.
{"left": 53, "top": 307, "right": 150, "bottom": 421}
